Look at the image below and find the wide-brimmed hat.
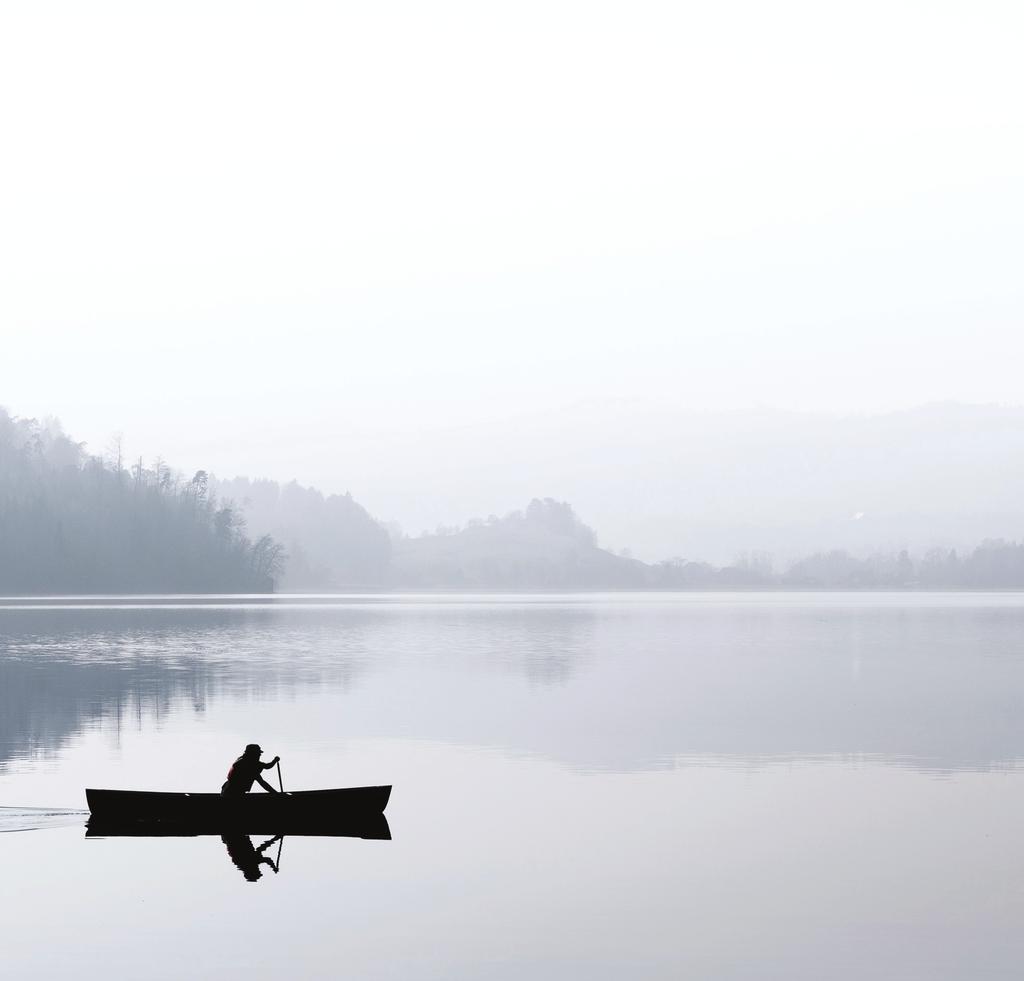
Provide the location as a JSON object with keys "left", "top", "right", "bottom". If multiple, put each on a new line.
{"left": 244, "top": 743, "right": 262, "bottom": 754}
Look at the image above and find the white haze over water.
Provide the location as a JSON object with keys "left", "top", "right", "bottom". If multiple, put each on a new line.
{"left": 1, "top": 1, "right": 1022, "bottom": 553}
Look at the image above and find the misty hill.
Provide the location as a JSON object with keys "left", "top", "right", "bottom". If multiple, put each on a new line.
{"left": 213, "top": 476, "right": 391, "bottom": 588}
{"left": 0, "top": 409, "right": 282, "bottom": 593}
{"left": 351, "top": 402, "right": 1024, "bottom": 565}
{"left": 389, "top": 499, "right": 1024, "bottom": 590}
{"left": 390, "top": 498, "right": 650, "bottom": 588}
{"left": 11, "top": 401, "right": 1024, "bottom": 594}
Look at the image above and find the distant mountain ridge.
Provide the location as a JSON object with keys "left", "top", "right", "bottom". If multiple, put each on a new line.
{"left": 9, "top": 401, "right": 1024, "bottom": 593}
{"left": 336, "top": 401, "right": 1024, "bottom": 565}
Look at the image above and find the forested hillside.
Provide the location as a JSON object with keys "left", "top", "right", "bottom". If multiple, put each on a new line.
{"left": 391, "top": 500, "right": 1024, "bottom": 589}
{"left": 0, "top": 409, "right": 282, "bottom": 593}
{"left": 9, "top": 406, "right": 1024, "bottom": 594}
{"left": 390, "top": 498, "right": 650, "bottom": 588}
{"left": 213, "top": 476, "right": 391, "bottom": 588}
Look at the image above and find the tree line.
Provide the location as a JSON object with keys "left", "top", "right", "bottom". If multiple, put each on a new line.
{"left": 0, "top": 409, "right": 283, "bottom": 593}
{"left": 653, "top": 543, "right": 1024, "bottom": 588}
{"left": 213, "top": 475, "right": 390, "bottom": 588}
{"left": 7, "top": 405, "right": 1024, "bottom": 592}
{"left": 392, "top": 500, "right": 1024, "bottom": 589}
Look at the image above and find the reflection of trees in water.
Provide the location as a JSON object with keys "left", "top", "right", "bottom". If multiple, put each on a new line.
{"left": 0, "top": 608, "right": 373, "bottom": 769}
{"left": 9, "top": 599, "right": 1024, "bottom": 774}
{"left": 498, "top": 608, "right": 597, "bottom": 687}
{"left": 346, "top": 604, "right": 599, "bottom": 687}
{"left": 0, "top": 603, "right": 602, "bottom": 771}
{"left": 0, "top": 650, "right": 213, "bottom": 768}
{"left": 351, "top": 600, "right": 1024, "bottom": 774}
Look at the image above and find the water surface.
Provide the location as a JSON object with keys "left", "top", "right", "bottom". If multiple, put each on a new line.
{"left": 2, "top": 592, "right": 1023, "bottom": 979}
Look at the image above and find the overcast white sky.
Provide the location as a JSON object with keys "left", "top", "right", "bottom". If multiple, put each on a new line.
{"left": 1, "top": 1, "right": 1022, "bottom": 536}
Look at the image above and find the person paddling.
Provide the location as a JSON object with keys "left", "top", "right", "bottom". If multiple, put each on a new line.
{"left": 221, "top": 743, "right": 281, "bottom": 795}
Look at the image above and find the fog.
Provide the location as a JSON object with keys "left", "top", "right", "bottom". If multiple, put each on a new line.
{"left": 2, "top": 2, "right": 1023, "bottom": 570}
{"left": 5, "top": 11, "right": 1024, "bottom": 975}
{"left": 330, "top": 402, "right": 1024, "bottom": 563}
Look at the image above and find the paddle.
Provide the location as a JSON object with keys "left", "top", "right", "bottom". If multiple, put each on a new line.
{"left": 274, "top": 764, "right": 285, "bottom": 874}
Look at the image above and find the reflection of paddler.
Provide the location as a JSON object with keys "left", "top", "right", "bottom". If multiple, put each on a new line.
{"left": 222, "top": 833, "right": 282, "bottom": 882}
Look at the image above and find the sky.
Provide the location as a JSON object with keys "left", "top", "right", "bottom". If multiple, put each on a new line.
{"left": 1, "top": 1, "right": 1022, "bottom": 545}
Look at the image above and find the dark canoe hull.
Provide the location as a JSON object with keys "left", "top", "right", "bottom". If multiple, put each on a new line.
{"left": 85, "top": 785, "right": 391, "bottom": 831}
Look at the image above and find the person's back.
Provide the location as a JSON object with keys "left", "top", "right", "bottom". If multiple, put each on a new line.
{"left": 221, "top": 743, "right": 280, "bottom": 795}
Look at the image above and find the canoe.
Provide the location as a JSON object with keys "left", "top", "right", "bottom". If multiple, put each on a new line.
{"left": 85, "top": 785, "right": 391, "bottom": 829}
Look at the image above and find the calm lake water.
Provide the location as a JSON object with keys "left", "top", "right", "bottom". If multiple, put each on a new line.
{"left": 2, "top": 592, "right": 1024, "bottom": 979}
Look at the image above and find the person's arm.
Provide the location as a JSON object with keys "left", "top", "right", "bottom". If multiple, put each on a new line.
{"left": 260, "top": 756, "right": 281, "bottom": 771}
{"left": 254, "top": 773, "right": 278, "bottom": 793}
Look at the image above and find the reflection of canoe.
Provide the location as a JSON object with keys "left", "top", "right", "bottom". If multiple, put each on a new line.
{"left": 86, "top": 811, "right": 391, "bottom": 840}
{"left": 85, "top": 785, "right": 391, "bottom": 828}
